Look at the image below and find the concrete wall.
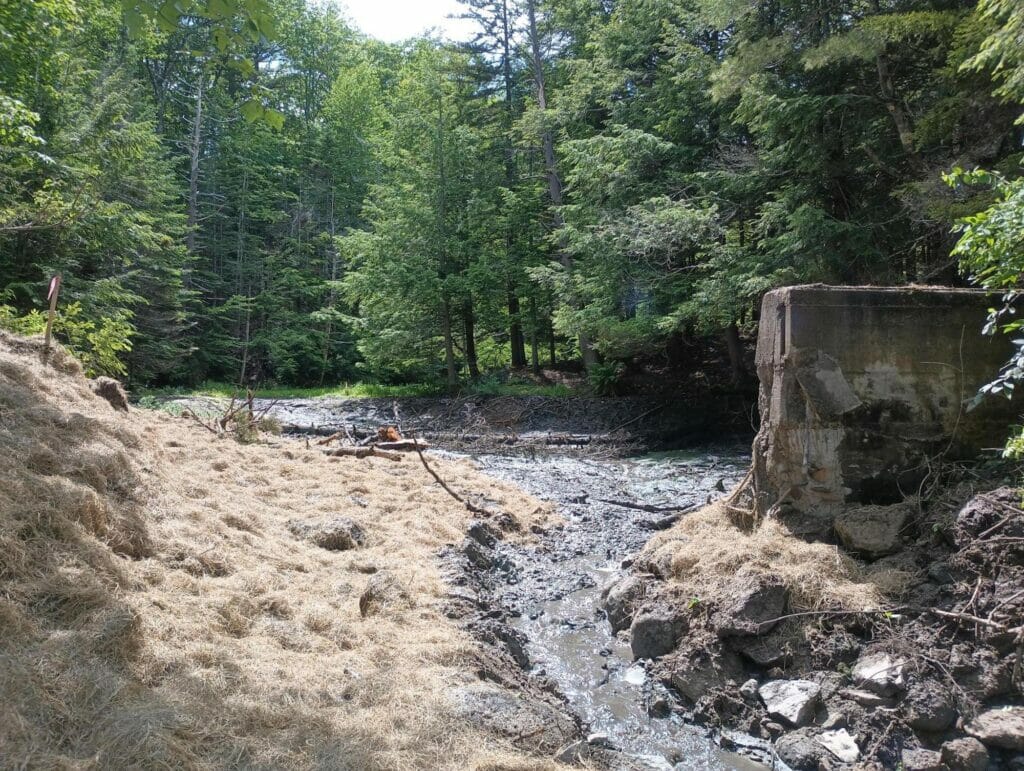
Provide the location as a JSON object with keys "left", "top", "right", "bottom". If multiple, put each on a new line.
{"left": 751, "top": 285, "right": 1020, "bottom": 534}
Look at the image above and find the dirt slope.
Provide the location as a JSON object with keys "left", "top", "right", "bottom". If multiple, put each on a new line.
{"left": 0, "top": 332, "right": 561, "bottom": 770}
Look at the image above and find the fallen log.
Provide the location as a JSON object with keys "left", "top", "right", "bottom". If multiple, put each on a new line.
{"left": 326, "top": 446, "right": 403, "bottom": 462}
{"left": 374, "top": 439, "right": 429, "bottom": 451}
{"left": 596, "top": 498, "right": 696, "bottom": 514}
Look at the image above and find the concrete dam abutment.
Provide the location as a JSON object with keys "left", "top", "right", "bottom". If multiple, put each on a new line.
{"left": 749, "top": 284, "right": 1022, "bottom": 541}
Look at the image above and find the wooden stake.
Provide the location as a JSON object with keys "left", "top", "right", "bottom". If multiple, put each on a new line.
{"left": 43, "top": 274, "right": 61, "bottom": 353}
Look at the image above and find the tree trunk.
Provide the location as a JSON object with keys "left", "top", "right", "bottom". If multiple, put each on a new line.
{"left": 186, "top": 75, "right": 203, "bottom": 259}
{"left": 724, "top": 321, "right": 744, "bottom": 387}
{"left": 875, "top": 54, "right": 918, "bottom": 162}
{"left": 441, "top": 297, "right": 458, "bottom": 393}
{"left": 525, "top": 0, "right": 597, "bottom": 372}
{"left": 529, "top": 296, "right": 540, "bottom": 374}
{"left": 508, "top": 287, "right": 526, "bottom": 368}
{"left": 463, "top": 298, "right": 480, "bottom": 380}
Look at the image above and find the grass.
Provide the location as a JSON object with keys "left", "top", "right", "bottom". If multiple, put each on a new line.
{"left": 139, "top": 378, "right": 574, "bottom": 400}
{"left": 0, "top": 331, "right": 565, "bottom": 770}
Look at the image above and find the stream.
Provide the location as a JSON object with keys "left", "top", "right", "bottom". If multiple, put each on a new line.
{"left": 211, "top": 397, "right": 765, "bottom": 769}
{"left": 472, "top": 449, "right": 765, "bottom": 770}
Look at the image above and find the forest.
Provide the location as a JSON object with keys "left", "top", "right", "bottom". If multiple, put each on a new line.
{"left": 1, "top": 0, "right": 1022, "bottom": 391}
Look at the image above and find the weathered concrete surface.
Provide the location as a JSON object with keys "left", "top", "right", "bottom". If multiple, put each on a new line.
{"left": 752, "top": 285, "right": 1020, "bottom": 530}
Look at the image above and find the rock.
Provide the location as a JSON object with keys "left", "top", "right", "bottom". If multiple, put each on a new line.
{"left": 739, "top": 678, "right": 759, "bottom": 701}
{"left": 466, "top": 519, "right": 499, "bottom": 548}
{"left": 732, "top": 634, "right": 787, "bottom": 667}
{"left": 816, "top": 728, "right": 859, "bottom": 763}
{"left": 758, "top": 679, "right": 821, "bottom": 727}
{"left": 91, "top": 376, "right": 129, "bottom": 411}
{"left": 852, "top": 650, "right": 906, "bottom": 696}
{"left": 555, "top": 740, "right": 589, "bottom": 763}
{"left": 840, "top": 687, "right": 897, "bottom": 708}
{"left": 955, "top": 487, "right": 1024, "bottom": 547}
{"left": 964, "top": 706, "right": 1024, "bottom": 751}
{"left": 711, "top": 573, "right": 788, "bottom": 637}
{"left": 455, "top": 684, "right": 578, "bottom": 753}
{"left": 288, "top": 517, "right": 366, "bottom": 551}
{"left": 601, "top": 575, "right": 650, "bottom": 633}
{"left": 667, "top": 641, "right": 745, "bottom": 704}
{"left": 586, "top": 732, "right": 614, "bottom": 748}
{"left": 463, "top": 537, "right": 494, "bottom": 569}
{"left": 630, "top": 604, "right": 686, "bottom": 659}
{"left": 940, "top": 737, "right": 989, "bottom": 771}
{"left": 834, "top": 503, "right": 911, "bottom": 559}
{"left": 358, "top": 572, "right": 411, "bottom": 617}
{"left": 775, "top": 728, "right": 829, "bottom": 770}
{"left": 905, "top": 681, "right": 957, "bottom": 732}
{"left": 901, "top": 748, "right": 945, "bottom": 771}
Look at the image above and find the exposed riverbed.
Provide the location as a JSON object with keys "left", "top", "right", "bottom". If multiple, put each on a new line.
{"left": 469, "top": 449, "right": 766, "bottom": 770}
{"left": 217, "top": 395, "right": 768, "bottom": 768}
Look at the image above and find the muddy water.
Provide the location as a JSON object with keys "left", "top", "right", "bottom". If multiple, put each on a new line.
{"left": 253, "top": 397, "right": 761, "bottom": 769}
{"left": 472, "top": 450, "right": 766, "bottom": 770}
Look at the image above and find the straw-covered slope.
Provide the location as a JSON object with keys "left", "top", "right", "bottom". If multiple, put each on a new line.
{"left": 0, "top": 331, "right": 559, "bottom": 769}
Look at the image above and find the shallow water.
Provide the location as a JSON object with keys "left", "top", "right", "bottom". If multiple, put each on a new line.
{"left": 472, "top": 450, "right": 768, "bottom": 770}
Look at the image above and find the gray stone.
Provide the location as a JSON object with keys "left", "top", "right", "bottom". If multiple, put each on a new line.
{"left": 732, "top": 635, "right": 787, "bottom": 666}
{"left": 601, "top": 575, "right": 650, "bottom": 634}
{"left": 852, "top": 650, "right": 906, "bottom": 696}
{"left": 758, "top": 679, "right": 821, "bottom": 727}
{"left": 840, "top": 687, "right": 897, "bottom": 708}
{"left": 630, "top": 605, "right": 686, "bottom": 660}
{"left": 964, "top": 706, "right": 1024, "bottom": 751}
{"left": 901, "top": 748, "right": 945, "bottom": 771}
{"left": 905, "top": 682, "right": 957, "bottom": 732}
{"left": 554, "top": 740, "right": 588, "bottom": 763}
{"left": 668, "top": 643, "right": 745, "bottom": 704}
{"left": 816, "top": 728, "right": 859, "bottom": 763}
{"left": 288, "top": 517, "right": 366, "bottom": 551}
{"left": 834, "top": 504, "right": 911, "bottom": 559}
{"left": 775, "top": 728, "right": 829, "bottom": 770}
{"left": 940, "top": 737, "right": 989, "bottom": 771}
{"left": 711, "top": 574, "right": 788, "bottom": 637}
{"left": 739, "top": 678, "right": 759, "bottom": 700}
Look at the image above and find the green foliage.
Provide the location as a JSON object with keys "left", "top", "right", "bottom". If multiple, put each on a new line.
{"left": 0, "top": 302, "right": 132, "bottom": 376}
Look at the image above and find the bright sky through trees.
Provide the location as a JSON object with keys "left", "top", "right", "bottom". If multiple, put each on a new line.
{"left": 339, "top": 0, "right": 474, "bottom": 42}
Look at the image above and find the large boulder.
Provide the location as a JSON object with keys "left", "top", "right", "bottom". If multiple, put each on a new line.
{"left": 711, "top": 573, "right": 788, "bottom": 637}
{"left": 965, "top": 706, "right": 1024, "bottom": 751}
{"left": 288, "top": 517, "right": 366, "bottom": 551}
{"left": 601, "top": 575, "right": 651, "bottom": 634}
{"left": 629, "top": 602, "right": 686, "bottom": 660}
{"left": 758, "top": 679, "right": 821, "bottom": 727}
{"left": 834, "top": 503, "right": 911, "bottom": 559}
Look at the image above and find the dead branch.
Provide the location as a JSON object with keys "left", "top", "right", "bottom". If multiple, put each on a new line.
{"left": 596, "top": 498, "right": 697, "bottom": 514}
{"left": 411, "top": 437, "right": 490, "bottom": 516}
{"left": 326, "top": 446, "right": 403, "bottom": 462}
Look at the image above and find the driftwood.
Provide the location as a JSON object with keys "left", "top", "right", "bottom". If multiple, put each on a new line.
{"left": 375, "top": 439, "right": 429, "bottom": 451}
{"left": 326, "top": 446, "right": 403, "bottom": 462}
{"left": 596, "top": 498, "right": 697, "bottom": 514}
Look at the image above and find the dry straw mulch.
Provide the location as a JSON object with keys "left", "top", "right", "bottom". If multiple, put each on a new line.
{"left": 0, "top": 332, "right": 559, "bottom": 770}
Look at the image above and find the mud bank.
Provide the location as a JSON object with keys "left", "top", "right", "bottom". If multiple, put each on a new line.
{"left": 163, "top": 393, "right": 754, "bottom": 455}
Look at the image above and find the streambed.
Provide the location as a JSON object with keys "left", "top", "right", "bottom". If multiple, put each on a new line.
{"left": 470, "top": 449, "right": 765, "bottom": 770}
{"left": 240, "top": 396, "right": 763, "bottom": 768}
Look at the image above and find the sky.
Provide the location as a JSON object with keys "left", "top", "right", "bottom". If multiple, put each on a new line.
{"left": 338, "top": 0, "right": 477, "bottom": 43}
